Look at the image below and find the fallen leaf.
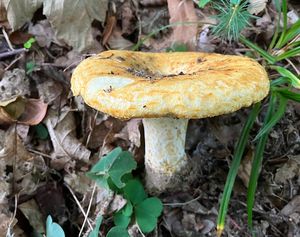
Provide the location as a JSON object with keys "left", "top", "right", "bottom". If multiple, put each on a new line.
{"left": 275, "top": 156, "right": 300, "bottom": 184}
{"left": 107, "top": 27, "right": 134, "bottom": 50}
{"left": 43, "top": 0, "right": 108, "bottom": 52}
{"left": 281, "top": 195, "right": 300, "bottom": 216}
{"left": 102, "top": 2, "right": 117, "bottom": 45}
{"left": 0, "top": 1, "right": 7, "bottom": 22}
{"left": 2, "top": 0, "right": 43, "bottom": 30}
{"left": 9, "top": 30, "right": 32, "bottom": 45}
{"left": 18, "top": 199, "right": 45, "bottom": 233}
{"left": 0, "top": 69, "right": 29, "bottom": 102}
{"left": 0, "top": 97, "right": 47, "bottom": 125}
{"left": 238, "top": 149, "right": 254, "bottom": 187}
{"left": 28, "top": 20, "right": 63, "bottom": 48}
{"left": 121, "top": 0, "right": 136, "bottom": 36}
{"left": 248, "top": 0, "right": 267, "bottom": 15}
{"left": 45, "top": 109, "right": 91, "bottom": 164}
{"left": 167, "top": 0, "right": 198, "bottom": 49}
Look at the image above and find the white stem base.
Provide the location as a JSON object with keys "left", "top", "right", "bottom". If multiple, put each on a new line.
{"left": 143, "top": 118, "right": 189, "bottom": 192}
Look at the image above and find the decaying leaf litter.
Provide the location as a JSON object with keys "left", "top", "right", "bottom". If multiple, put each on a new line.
{"left": 0, "top": 0, "right": 299, "bottom": 236}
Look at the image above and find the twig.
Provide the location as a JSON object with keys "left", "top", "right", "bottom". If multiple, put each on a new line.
{"left": 163, "top": 195, "right": 201, "bottom": 206}
{"left": 6, "top": 194, "right": 18, "bottom": 237}
{"left": 5, "top": 54, "right": 24, "bottom": 71}
{"left": 0, "top": 48, "right": 27, "bottom": 59}
{"left": 79, "top": 183, "right": 97, "bottom": 237}
{"left": 85, "top": 111, "right": 98, "bottom": 147}
{"left": 2, "top": 27, "right": 14, "bottom": 50}
{"left": 64, "top": 183, "right": 94, "bottom": 231}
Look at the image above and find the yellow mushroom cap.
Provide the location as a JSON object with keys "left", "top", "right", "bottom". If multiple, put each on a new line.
{"left": 71, "top": 50, "right": 269, "bottom": 119}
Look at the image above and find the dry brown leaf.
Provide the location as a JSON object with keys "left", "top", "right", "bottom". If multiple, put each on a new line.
{"left": 18, "top": 199, "right": 45, "bottom": 233}
{"left": 107, "top": 27, "right": 134, "bottom": 49}
{"left": 0, "top": 97, "right": 47, "bottom": 125}
{"left": 0, "top": 69, "right": 29, "bottom": 102}
{"left": 9, "top": 30, "right": 32, "bottom": 45}
{"left": 167, "top": 0, "right": 198, "bottom": 49}
{"left": 0, "top": 1, "right": 7, "bottom": 22}
{"left": 248, "top": 0, "right": 267, "bottom": 15}
{"left": 2, "top": 0, "right": 43, "bottom": 30}
{"left": 102, "top": 15, "right": 117, "bottom": 45}
{"left": 28, "top": 20, "right": 63, "bottom": 48}
{"left": 238, "top": 149, "right": 254, "bottom": 187}
{"left": 45, "top": 109, "right": 91, "bottom": 164}
{"left": 275, "top": 156, "right": 300, "bottom": 184}
{"left": 43, "top": 0, "right": 108, "bottom": 52}
{"left": 121, "top": 0, "right": 136, "bottom": 36}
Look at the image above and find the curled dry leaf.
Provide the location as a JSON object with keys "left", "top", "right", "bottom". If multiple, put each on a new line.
{"left": 167, "top": 0, "right": 198, "bottom": 49}
{"left": 0, "top": 97, "right": 47, "bottom": 125}
{"left": 45, "top": 109, "right": 91, "bottom": 165}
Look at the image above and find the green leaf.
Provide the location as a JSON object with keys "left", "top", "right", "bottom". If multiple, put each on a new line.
{"left": 198, "top": 0, "right": 212, "bottom": 8}
{"left": 217, "top": 103, "right": 261, "bottom": 236}
{"left": 279, "top": 19, "right": 300, "bottom": 47}
{"left": 24, "top": 37, "right": 36, "bottom": 49}
{"left": 275, "top": 46, "right": 300, "bottom": 61}
{"left": 34, "top": 123, "right": 49, "bottom": 140}
{"left": 275, "top": 89, "right": 300, "bottom": 102}
{"left": 88, "top": 216, "right": 103, "bottom": 237}
{"left": 46, "top": 215, "right": 65, "bottom": 237}
{"left": 254, "top": 94, "right": 287, "bottom": 141}
{"left": 114, "top": 202, "right": 133, "bottom": 228}
{"left": 135, "top": 197, "right": 163, "bottom": 233}
{"left": 26, "top": 61, "right": 36, "bottom": 74}
{"left": 109, "top": 151, "right": 137, "bottom": 188}
{"left": 124, "top": 179, "right": 147, "bottom": 205}
{"left": 106, "top": 226, "right": 130, "bottom": 237}
{"left": 273, "top": 66, "right": 300, "bottom": 89}
{"left": 239, "top": 36, "right": 276, "bottom": 64}
{"left": 86, "top": 147, "right": 137, "bottom": 189}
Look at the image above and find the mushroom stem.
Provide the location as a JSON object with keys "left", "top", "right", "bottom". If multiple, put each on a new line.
{"left": 142, "top": 118, "right": 189, "bottom": 192}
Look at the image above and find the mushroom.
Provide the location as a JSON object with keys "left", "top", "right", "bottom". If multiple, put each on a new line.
{"left": 71, "top": 50, "right": 269, "bottom": 193}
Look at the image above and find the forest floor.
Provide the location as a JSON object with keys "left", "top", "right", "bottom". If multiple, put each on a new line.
{"left": 0, "top": 0, "right": 300, "bottom": 237}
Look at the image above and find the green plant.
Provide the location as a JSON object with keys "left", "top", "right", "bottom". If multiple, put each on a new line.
{"left": 24, "top": 37, "right": 36, "bottom": 49}
{"left": 87, "top": 147, "right": 163, "bottom": 236}
{"left": 46, "top": 215, "right": 65, "bottom": 237}
{"left": 217, "top": 0, "right": 300, "bottom": 235}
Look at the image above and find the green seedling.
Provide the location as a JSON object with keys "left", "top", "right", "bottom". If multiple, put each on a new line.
{"left": 46, "top": 215, "right": 65, "bottom": 237}
{"left": 24, "top": 37, "right": 36, "bottom": 49}
{"left": 87, "top": 148, "right": 163, "bottom": 235}
{"left": 26, "top": 61, "right": 36, "bottom": 74}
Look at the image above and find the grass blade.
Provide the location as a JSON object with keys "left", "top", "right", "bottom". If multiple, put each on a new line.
{"left": 273, "top": 66, "right": 300, "bottom": 89}
{"left": 247, "top": 94, "right": 278, "bottom": 229}
{"left": 275, "top": 46, "right": 300, "bottom": 61}
{"left": 239, "top": 36, "right": 276, "bottom": 64}
{"left": 275, "top": 0, "right": 288, "bottom": 49}
{"left": 274, "top": 88, "right": 300, "bottom": 102}
{"left": 217, "top": 103, "right": 261, "bottom": 237}
{"left": 254, "top": 94, "right": 287, "bottom": 141}
{"left": 279, "top": 19, "right": 300, "bottom": 48}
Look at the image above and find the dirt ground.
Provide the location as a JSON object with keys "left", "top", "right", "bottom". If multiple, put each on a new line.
{"left": 0, "top": 0, "right": 300, "bottom": 236}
